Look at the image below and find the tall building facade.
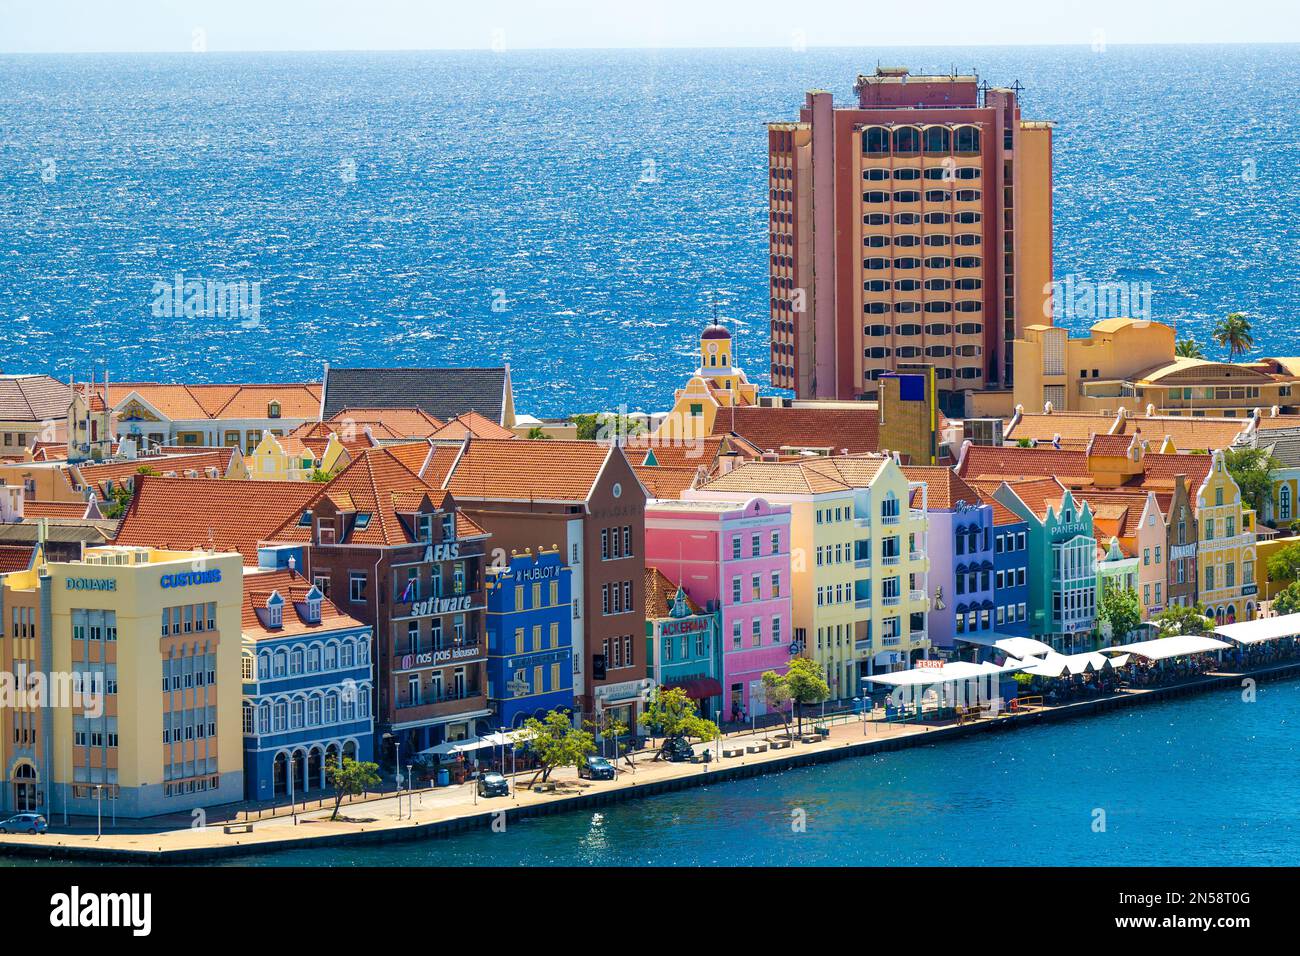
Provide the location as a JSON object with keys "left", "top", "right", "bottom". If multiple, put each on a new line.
{"left": 768, "top": 68, "right": 1054, "bottom": 415}
{"left": 0, "top": 545, "right": 245, "bottom": 818}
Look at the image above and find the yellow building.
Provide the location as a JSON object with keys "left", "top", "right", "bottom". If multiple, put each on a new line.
{"left": 0, "top": 545, "right": 245, "bottom": 818}
{"left": 1015, "top": 318, "right": 1300, "bottom": 417}
{"left": 1194, "top": 449, "right": 1258, "bottom": 624}
{"left": 688, "top": 455, "right": 930, "bottom": 700}
{"left": 654, "top": 325, "right": 759, "bottom": 441}
{"left": 246, "top": 429, "right": 348, "bottom": 481}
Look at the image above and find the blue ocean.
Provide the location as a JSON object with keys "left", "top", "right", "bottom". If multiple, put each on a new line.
{"left": 0, "top": 45, "right": 1297, "bottom": 416}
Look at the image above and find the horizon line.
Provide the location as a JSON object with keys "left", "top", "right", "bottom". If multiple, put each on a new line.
{"left": 3, "top": 39, "right": 1300, "bottom": 56}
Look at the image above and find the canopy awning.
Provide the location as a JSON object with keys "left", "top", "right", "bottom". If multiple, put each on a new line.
{"left": 958, "top": 634, "right": 1053, "bottom": 658}
{"left": 1100, "top": 635, "right": 1230, "bottom": 661}
{"left": 665, "top": 677, "right": 723, "bottom": 700}
{"left": 416, "top": 731, "right": 515, "bottom": 757}
{"left": 1018, "top": 651, "right": 1129, "bottom": 677}
{"left": 863, "top": 659, "right": 1024, "bottom": 687}
{"left": 1214, "top": 613, "right": 1300, "bottom": 646}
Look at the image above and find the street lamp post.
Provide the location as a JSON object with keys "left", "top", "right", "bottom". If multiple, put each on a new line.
{"left": 94, "top": 784, "right": 103, "bottom": 840}
{"left": 289, "top": 754, "right": 298, "bottom": 825}
{"left": 406, "top": 764, "right": 412, "bottom": 819}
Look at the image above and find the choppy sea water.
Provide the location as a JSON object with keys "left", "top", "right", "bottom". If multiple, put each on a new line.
{"left": 0, "top": 45, "right": 1297, "bottom": 416}
{"left": 215, "top": 677, "right": 1299, "bottom": 866}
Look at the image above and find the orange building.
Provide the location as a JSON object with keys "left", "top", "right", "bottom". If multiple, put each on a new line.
{"left": 767, "top": 67, "right": 1054, "bottom": 415}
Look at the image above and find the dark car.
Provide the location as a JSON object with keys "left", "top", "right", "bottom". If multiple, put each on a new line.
{"left": 578, "top": 756, "right": 616, "bottom": 781}
{"left": 476, "top": 772, "right": 509, "bottom": 797}
{"left": 660, "top": 736, "right": 695, "bottom": 763}
{"left": 0, "top": 813, "right": 47, "bottom": 834}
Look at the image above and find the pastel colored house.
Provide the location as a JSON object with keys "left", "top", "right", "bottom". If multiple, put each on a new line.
{"left": 992, "top": 479, "right": 1098, "bottom": 652}
{"left": 686, "top": 456, "right": 930, "bottom": 703}
{"left": 484, "top": 549, "right": 575, "bottom": 728}
{"left": 902, "top": 467, "right": 994, "bottom": 652}
{"left": 247, "top": 430, "right": 321, "bottom": 481}
{"left": 240, "top": 566, "right": 375, "bottom": 801}
{"left": 644, "top": 496, "right": 792, "bottom": 721}
{"left": 990, "top": 498, "right": 1031, "bottom": 638}
{"left": 644, "top": 568, "right": 722, "bottom": 722}
{"left": 1095, "top": 537, "right": 1140, "bottom": 640}
{"left": 1195, "top": 448, "right": 1258, "bottom": 624}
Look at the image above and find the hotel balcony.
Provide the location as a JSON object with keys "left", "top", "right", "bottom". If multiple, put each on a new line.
{"left": 882, "top": 594, "right": 901, "bottom": 607}
{"left": 394, "top": 688, "right": 486, "bottom": 723}
{"left": 880, "top": 635, "right": 902, "bottom": 647}
{"left": 881, "top": 554, "right": 901, "bottom": 566}
{"left": 880, "top": 514, "right": 901, "bottom": 526}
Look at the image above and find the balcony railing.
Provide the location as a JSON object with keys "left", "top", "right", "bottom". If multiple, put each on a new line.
{"left": 881, "top": 554, "right": 901, "bottom": 566}
{"left": 881, "top": 635, "right": 902, "bottom": 647}
{"left": 909, "top": 590, "right": 926, "bottom": 602}
{"left": 854, "top": 639, "right": 872, "bottom": 653}
{"left": 882, "top": 594, "right": 901, "bottom": 607}
{"left": 909, "top": 630, "right": 927, "bottom": 643}
{"left": 881, "top": 513, "right": 901, "bottom": 526}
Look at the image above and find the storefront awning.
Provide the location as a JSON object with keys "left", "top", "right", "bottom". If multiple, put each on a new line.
{"left": 1214, "top": 612, "right": 1300, "bottom": 646}
{"left": 1018, "top": 651, "right": 1129, "bottom": 677}
{"left": 1100, "top": 635, "right": 1230, "bottom": 661}
{"left": 665, "top": 677, "right": 723, "bottom": 700}
{"left": 958, "top": 634, "right": 1053, "bottom": 658}
{"left": 863, "top": 659, "right": 1024, "bottom": 687}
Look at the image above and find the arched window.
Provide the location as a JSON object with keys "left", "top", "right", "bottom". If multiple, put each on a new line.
{"left": 258, "top": 652, "right": 271, "bottom": 680}
{"left": 954, "top": 126, "right": 981, "bottom": 153}
{"left": 258, "top": 702, "right": 271, "bottom": 735}
{"left": 241, "top": 701, "right": 254, "bottom": 734}
{"left": 290, "top": 648, "right": 304, "bottom": 675}
{"left": 923, "top": 126, "right": 950, "bottom": 154}
{"left": 893, "top": 126, "right": 920, "bottom": 154}
{"left": 1280, "top": 484, "right": 1291, "bottom": 520}
{"left": 862, "top": 126, "right": 890, "bottom": 155}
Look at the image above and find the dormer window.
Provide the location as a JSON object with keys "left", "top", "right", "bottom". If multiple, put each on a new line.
{"left": 441, "top": 513, "right": 455, "bottom": 540}
{"left": 268, "top": 401, "right": 282, "bottom": 419}
{"left": 355, "top": 513, "right": 372, "bottom": 531}
{"left": 265, "top": 591, "right": 284, "bottom": 629}
{"left": 416, "top": 514, "right": 434, "bottom": 542}
{"left": 297, "top": 509, "right": 312, "bottom": 527}
{"left": 302, "top": 585, "right": 323, "bottom": 625}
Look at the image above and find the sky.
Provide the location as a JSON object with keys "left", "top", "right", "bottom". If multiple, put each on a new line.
{"left": 1, "top": 0, "right": 1297, "bottom": 53}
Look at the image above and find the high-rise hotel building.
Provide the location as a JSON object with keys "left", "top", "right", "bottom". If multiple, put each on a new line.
{"left": 768, "top": 68, "right": 1054, "bottom": 415}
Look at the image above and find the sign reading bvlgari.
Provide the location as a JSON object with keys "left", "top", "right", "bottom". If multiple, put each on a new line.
{"left": 408, "top": 594, "right": 475, "bottom": 616}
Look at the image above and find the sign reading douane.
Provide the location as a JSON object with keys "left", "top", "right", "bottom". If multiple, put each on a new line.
{"left": 65, "top": 578, "right": 116, "bottom": 592}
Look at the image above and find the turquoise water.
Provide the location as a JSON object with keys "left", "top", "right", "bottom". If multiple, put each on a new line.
{"left": 222, "top": 679, "right": 1299, "bottom": 867}
{"left": 2, "top": 46, "right": 1298, "bottom": 414}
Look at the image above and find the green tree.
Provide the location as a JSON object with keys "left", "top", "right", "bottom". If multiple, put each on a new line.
{"left": 583, "top": 710, "right": 631, "bottom": 764}
{"left": 1273, "top": 581, "right": 1300, "bottom": 615}
{"left": 1266, "top": 542, "right": 1300, "bottom": 584}
{"left": 307, "top": 467, "right": 332, "bottom": 482}
{"left": 1097, "top": 585, "right": 1141, "bottom": 643}
{"left": 782, "top": 657, "right": 831, "bottom": 737}
{"left": 571, "top": 413, "right": 646, "bottom": 443}
{"left": 1150, "top": 603, "right": 1212, "bottom": 637}
{"left": 1223, "top": 446, "right": 1280, "bottom": 517}
{"left": 1213, "top": 311, "right": 1254, "bottom": 361}
{"left": 324, "top": 755, "right": 382, "bottom": 821}
{"left": 525, "top": 426, "right": 552, "bottom": 440}
{"left": 102, "top": 484, "right": 134, "bottom": 519}
{"left": 760, "top": 670, "right": 794, "bottom": 736}
{"left": 638, "top": 686, "right": 719, "bottom": 758}
{"left": 513, "top": 709, "right": 596, "bottom": 785}
{"left": 1016, "top": 438, "right": 1034, "bottom": 448}
{"left": 1175, "top": 335, "right": 1205, "bottom": 359}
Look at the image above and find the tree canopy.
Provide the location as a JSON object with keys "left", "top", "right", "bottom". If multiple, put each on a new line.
{"left": 1266, "top": 542, "right": 1300, "bottom": 584}
{"left": 324, "top": 755, "right": 382, "bottom": 821}
{"left": 1213, "top": 311, "right": 1254, "bottom": 361}
{"left": 1223, "top": 446, "right": 1279, "bottom": 517}
{"left": 1174, "top": 335, "right": 1205, "bottom": 359}
{"left": 638, "top": 686, "right": 719, "bottom": 747}
{"left": 1150, "top": 603, "right": 1212, "bottom": 637}
{"left": 1098, "top": 585, "right": 1142, "bottom": 643}
{"left": 513, "top": 709, "right": 595, "bottom": 784}
{"left": 1273, "top": 582, "right": 1300, "bottom": 616}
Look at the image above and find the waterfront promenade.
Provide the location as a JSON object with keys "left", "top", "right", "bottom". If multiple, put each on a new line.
{"left": 3, "top": 658, "right": 1297, "bottom": 863}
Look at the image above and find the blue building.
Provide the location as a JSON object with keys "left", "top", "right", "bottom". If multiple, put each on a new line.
{"left": 485, "top": 549, "right": 574, "bottom": 728}
{"left": 240, "top": 566, "right": 375, "bottom": 801}
{"left": 644, "top": 567, "right": 722, "bottom": 722}
{"left": 990, "top": 500, "right": 1032, "bottom": 640}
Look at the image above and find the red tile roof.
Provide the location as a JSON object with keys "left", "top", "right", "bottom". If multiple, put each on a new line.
{"left": 0, "top": 544, "right": 35, "bottom": 574}
{"left": 710, "top": 406, "right": 880, "bottom": 455}
{"left": 241, "top": 567, "right": 364, "bottom": 638}
{"left": 114, "top": 476, "right": 318, "bottom": 565}
{"left": 901, "top": 465, "right": 980, "bottom": 510}
{"left": 644, "top": 566, "right": 702, "bottom": 619}
{"left": 438, "top": 439, "right": 630, "bottom": 503}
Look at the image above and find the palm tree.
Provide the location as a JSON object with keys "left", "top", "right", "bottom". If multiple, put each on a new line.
{"left": 1175, "top": 335, "right": 1205, "bottom": 359}
{"left": 1212, "top": 312, "right": 1254, "bottom": 361}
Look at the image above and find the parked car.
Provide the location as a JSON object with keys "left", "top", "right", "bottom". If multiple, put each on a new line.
{"left": 476, "top": 772, "right": 509, "bottom": 798}
{"left": 578, "top": 756, "right": 616, "bottom": 780}
{"left": 660, "top": 736, "right": 695, "bottom": 763}
{"left": 0, "top": 813, "right": 47, "bottom": 834}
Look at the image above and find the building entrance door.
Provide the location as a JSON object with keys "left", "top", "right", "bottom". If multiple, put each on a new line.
{"left": 12, "top": 763, "right": 37, "bottom": 811}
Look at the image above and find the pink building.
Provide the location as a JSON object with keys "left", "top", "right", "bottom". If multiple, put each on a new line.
{"left": 645, "top": 497, "right": 793, "bottom": 722}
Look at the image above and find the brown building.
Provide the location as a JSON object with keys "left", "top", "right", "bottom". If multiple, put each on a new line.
{"left": 267, "top": 447, "right": 492, "bottom": 760}
{"left": 1166, "top": 474, "right": 1199, "bottom": 610}
{"left": 396, "top": 438, "right": 651, "bottom": 727}
{"left": 767, "top": 67, "right": 1054, "bottom": 415}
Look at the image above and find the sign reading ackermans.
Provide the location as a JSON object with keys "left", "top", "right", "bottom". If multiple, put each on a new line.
{"left": 160, "top": 569, "right": 223, "bottom": 589}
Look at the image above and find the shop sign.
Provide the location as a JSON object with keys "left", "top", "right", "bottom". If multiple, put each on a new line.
{"left": 65, "top": 577, "right": 116, "bottom": 592}
{"left": 409, "top": 594, "right": 475, "bottom": 616}
{"left": 161, "top": 569, "right": 222, "bottom": 589}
